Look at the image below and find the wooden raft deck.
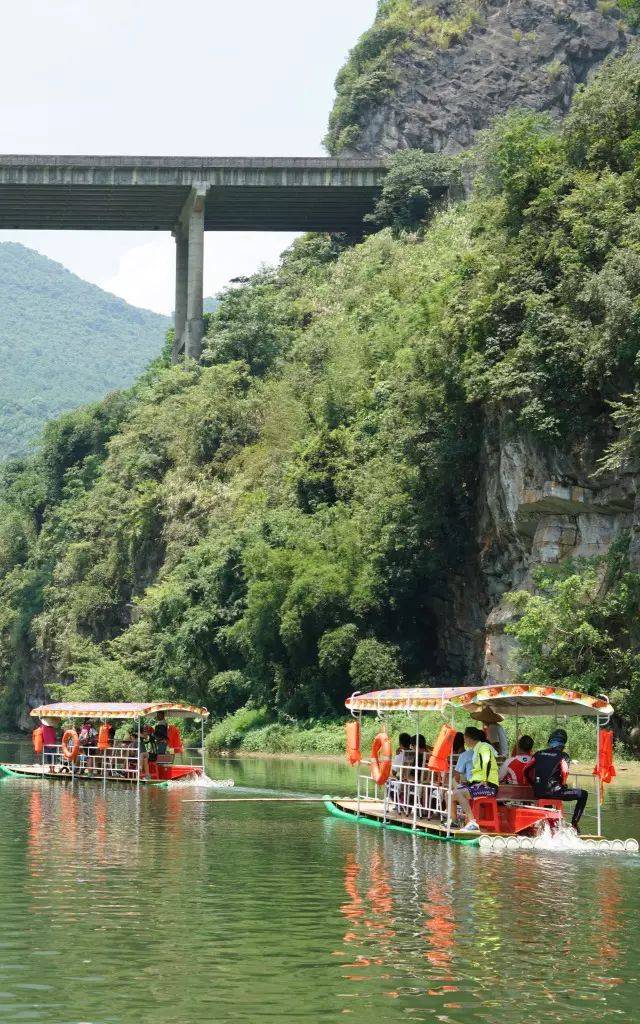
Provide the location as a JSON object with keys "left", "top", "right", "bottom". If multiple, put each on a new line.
{"left": 0, "top": 763, "right": 162, "bottom": 785}
{"left": 329, "top": 798, "right": 481, "bottom": 842}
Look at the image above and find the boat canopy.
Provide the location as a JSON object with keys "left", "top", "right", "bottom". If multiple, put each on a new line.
{"left": 30, "top": 700, "right": 209, "bottom": 721}
{"left": 346, "top": 684, "right": 613, "bottom": 718}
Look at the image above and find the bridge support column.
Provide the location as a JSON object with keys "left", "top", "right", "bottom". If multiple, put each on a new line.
{"left": 172, "top": 187, "right": 206, "bottom": 363}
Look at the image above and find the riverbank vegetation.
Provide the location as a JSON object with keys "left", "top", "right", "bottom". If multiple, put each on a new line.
{"left": 205, "top": 706, "right": 603, "bottom": 760}
{"left": 1, "top": 54, "right": 640, "bottom": 735}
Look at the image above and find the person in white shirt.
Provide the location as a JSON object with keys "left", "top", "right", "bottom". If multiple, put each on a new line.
{"left": 392, "top": 733, "right": 412, "bottom": 776}
{"left": 388, "top": 733, "right": 412, "bottom": 812}
{"left": 499, "top": 735, "right": 535, "bottom": 784}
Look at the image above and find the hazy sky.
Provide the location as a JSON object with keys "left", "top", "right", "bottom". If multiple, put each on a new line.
{"left": 0, "top": 0, "right": 377, "bottom": 313}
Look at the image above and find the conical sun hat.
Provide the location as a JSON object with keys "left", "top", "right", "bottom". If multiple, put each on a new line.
{"left": 470, "top": 706, "right": 504, "bottom": 725}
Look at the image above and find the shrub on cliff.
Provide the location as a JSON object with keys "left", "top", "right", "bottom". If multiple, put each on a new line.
{"left": 366, "top": 150, "right": 461, "bottom": 233}
{"left": 506, "top": 543, "right": 640, "bottom": 727}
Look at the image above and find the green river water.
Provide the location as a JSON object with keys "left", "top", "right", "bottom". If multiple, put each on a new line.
{"left": 0, "top": 740, "right": 638, "bottom": 1024}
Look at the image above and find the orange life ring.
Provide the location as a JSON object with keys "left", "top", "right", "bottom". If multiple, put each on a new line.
{"left": 61, "top": 729, "right": 80, "bottom": 762}
{"left": 345, "top": 720, "right": 361, "bottom": 766}
{"left": 32, "top": 727, "right": 44, "bottom": 755}
{"left": 427, "top": 724, "right": 457, "bottom": 773}
{"left": 370, "top": 732, "right": 393, "bottom": 786}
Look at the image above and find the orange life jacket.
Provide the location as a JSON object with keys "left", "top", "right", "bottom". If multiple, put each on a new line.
{"left": 593, "top": 728, "right": 617, "bottom": 799}
{"left": 167, "top": 724, "right": 183, "bottom": 753}
{"left": 427, "top": 724, "right": 457, "bottom": 774}
{"left": 97, "top": 724, "right": 110, "bottom": 750}
{"left": 32, "top": 726, "right": 44, "bottom": 754}
{"left": 345, "top": 720, "right": 361, "bottom": 766}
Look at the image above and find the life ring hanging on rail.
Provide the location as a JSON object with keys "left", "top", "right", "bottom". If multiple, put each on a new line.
{"left": 61, "top": 729, "right": 80, "bottom": 762}
{"left": 345, "top": 720, "right": 361, "bottom": 766}
{"left": 370, "top": 732, "right": 393, "bottom": 786}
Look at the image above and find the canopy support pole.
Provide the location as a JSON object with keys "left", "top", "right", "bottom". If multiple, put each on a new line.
{"left": 383, "top": 714, "right": 389, "bottom": 824}
{"left": 103, "top": 719, "right": 108, "bottom": 787}
{"left": 596, "top": 713, "right": 602, "bottom": 838}
{"left": 137, "top": 718, "right": 141, "bottom": 787}
{"left": 445, "top": 729, "right": 454, "bottom": 838}
{"left": 412, "top": 715, "right": 421, "bottom": 831}
{"left": 200, "top": 717, "right": 205, "bottom": 774}
{"left": 356, "top": 713, "right": 362, "bottom": 817}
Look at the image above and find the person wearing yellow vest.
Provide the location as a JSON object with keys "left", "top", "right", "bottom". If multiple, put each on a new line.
{"left": 448, "top": 726, "right": 499, "bottom": 832}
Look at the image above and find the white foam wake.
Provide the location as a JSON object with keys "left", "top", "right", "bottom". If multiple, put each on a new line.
{"left": 166, "top": 774, "right": 235, "bottom": 789}
{"left": 479, "top": 821, "right": 639, "bottom": 855}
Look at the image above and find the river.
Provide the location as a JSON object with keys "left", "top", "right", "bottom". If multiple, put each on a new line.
{"left": 0, "top": 743, "right": 638, "bottom": 1023}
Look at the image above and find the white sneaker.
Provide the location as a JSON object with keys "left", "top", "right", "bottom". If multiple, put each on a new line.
{"left": 461, "top": 820, "right": 480, "bottom": 832}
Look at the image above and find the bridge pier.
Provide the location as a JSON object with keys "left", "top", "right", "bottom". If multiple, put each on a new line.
{"left": 172, "top": 187, "right": 206, "bottom": 362}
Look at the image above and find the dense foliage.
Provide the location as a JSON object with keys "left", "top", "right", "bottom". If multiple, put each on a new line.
{"left": 0, "top": 243, "right": 168, "bottom": 459}
{"left": 366, "top": 150, "right": 461, "bottom": 232}
{"left": 507, "top": 541, "right": 640, "bottom": 727}
{"left": 2, "top": 54, "right": 640, "bottom": 728}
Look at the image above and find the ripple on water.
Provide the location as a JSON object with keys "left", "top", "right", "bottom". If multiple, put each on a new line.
{"left": 0, "top": 759, "right": 637, "bottom": 1024}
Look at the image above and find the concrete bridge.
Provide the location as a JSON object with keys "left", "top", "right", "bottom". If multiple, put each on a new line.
{"left": 0, "top": 155, "right": 403, "bottom": 360}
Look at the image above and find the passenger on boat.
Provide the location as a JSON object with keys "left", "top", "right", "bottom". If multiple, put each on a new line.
{"left": 139, "top": 724, "right": 157, "bottom": 779}
{"left": 449, "top": 726, "right": 499, "bottom": 832}
{"left": 122, "top": 730, "right": 139, "bottom": 777}
{"left": 154, "top": 711, "right": 169, "bottom": 755}
{"left": 470, "top": 707, "right": 509, "bottom": 758}
{"left": 392, "top": 733, "right": 412, "bottom": 777}
{"left": 454, "top": 732, "right": 474, "bottom": 784}
{"left": 525, "top": 729, "right": 588, "bottom": 831}
{"left": 388, "top": 733, "right": 412, "bottom": 812}
{"left": 78, "top": 719, "right": 97, "bottom": 771}
{"left": 498, "top": 735, "right": 534, "bottom": 785}
{"left": 41, "top": 722, "right": 58, "bottom": 766}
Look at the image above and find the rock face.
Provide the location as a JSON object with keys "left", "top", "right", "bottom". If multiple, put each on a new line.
{"left": 342, "top": 0, "right": 633, "bottom": 157}
{"left": 472, "top": 422, "right": 636, "bottom": 682}
{"left": 420, "top": 418, "right": 637, "bottom": 684}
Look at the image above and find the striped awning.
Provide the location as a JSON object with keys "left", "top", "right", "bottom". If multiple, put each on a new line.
{"left": 30, "top": 701, "right": 209, "bottom": 721}
{"left": 346, "top": 684, "right": 613, "bottom": 718}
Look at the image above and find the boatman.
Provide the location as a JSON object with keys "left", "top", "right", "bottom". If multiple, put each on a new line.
{"left": 525, "top": 729, "right": 588, "bottom": 833}
{"left": 448, "top": 726, "right": 499, "bottom": 832}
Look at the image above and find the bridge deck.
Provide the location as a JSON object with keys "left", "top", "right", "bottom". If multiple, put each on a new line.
{"left": 0, "top": 155, "right": 398, "bottom": 232}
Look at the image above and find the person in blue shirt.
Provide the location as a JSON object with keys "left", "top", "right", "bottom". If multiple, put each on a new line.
{"left": 454, "top": 731, "right": 474, "bottom": 784}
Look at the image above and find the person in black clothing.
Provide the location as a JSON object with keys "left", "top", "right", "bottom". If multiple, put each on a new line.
{"left": 154, "top": 711, "right": 169, "bottom": 756}
{"left": 525, "top": 729, "right": 588, "bottom": 832}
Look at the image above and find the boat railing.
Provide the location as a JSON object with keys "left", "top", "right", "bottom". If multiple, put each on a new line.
{"left": 356, "top": 759, "right": 451, "bottom": 824}
{"left": 37, "top": 738, "right": 201, "bottom": 778}
{"left": 39, "top": 743, "right": 142, "bottom": 780}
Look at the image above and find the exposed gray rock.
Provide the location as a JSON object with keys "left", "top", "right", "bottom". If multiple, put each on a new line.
{"left": 474, "top": 420, "right": 636, "bottom": 682}
{"left": 342, "top": 0, "right": 633, "bottom": 157}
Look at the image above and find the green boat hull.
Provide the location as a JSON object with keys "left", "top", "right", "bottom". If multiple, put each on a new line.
{"left": 323, "top": 797, "right": 480, "bottom": 846}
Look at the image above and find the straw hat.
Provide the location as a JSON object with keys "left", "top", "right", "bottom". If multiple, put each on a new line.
{"left": 470, "top": 706, "right": 504, "bottom": 725}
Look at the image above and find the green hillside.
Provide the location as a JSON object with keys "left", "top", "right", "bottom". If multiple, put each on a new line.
{"left": 1, "top": 54, "right": 640, "bottom": 735}
{"left": 0, "top": 243, "right": 168, "bottom": 459}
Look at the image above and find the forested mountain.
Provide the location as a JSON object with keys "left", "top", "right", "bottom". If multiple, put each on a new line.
{"left": 2, "top": 51, "right": 640, "bottom": 735}
{"left": 0, "top": 243, "right": 168, "bottom": 459}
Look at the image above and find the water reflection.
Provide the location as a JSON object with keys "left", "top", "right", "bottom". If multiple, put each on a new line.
{"left": 0, "top": 756, "right": 637, "bottom": 1024}
{"left": 333, "top": 819, "right": 639, "bottom": 1023}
